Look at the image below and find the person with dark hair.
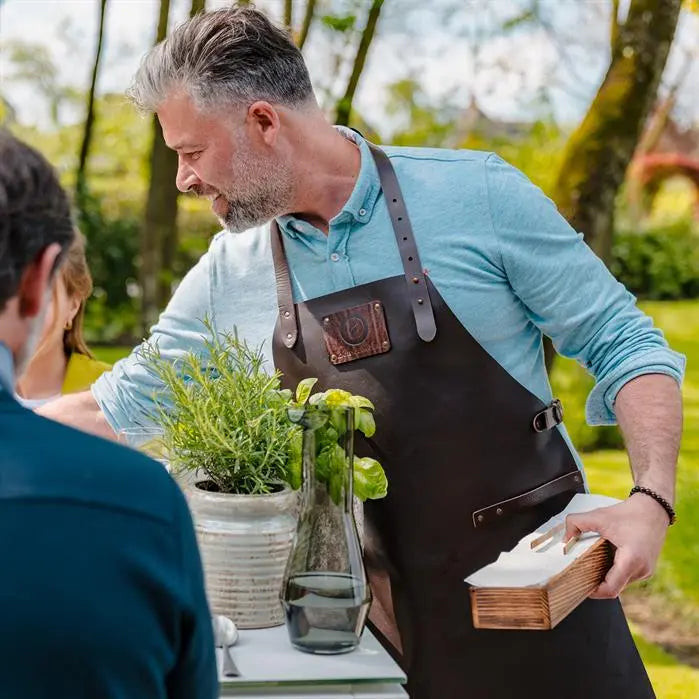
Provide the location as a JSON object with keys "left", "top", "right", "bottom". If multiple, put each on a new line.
{"left": 0, "top": 130, "right": 217, "bottom": 698}
{"left": 41, "top": 8, "right": 684, "bottom": 698}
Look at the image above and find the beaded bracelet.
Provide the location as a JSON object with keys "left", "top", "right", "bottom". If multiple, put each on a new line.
{"left": 629, "top": 486, "right": 676, "bottom": 526}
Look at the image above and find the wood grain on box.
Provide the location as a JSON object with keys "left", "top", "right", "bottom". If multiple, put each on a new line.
{"left": 469, "top": 538, "right": 615, "bottom": 630}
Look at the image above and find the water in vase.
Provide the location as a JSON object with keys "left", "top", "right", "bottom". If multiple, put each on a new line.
{"left": 283, "top": 572, "right": 371, "bottom": 654}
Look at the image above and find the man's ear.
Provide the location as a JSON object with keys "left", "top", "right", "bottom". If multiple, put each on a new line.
{"left": 246, "top": 101, "right": 281, "bottom": 147}
{"left": 17, "top": 243, "right": 62, "bottom": 318}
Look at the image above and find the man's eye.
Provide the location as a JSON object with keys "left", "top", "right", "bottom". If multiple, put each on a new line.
{"left": 188, "top": 152, "right": 201, "bottom": 161}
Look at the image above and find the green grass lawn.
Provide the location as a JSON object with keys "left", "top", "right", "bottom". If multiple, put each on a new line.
{"left": 632, "top": 629, "right": 699, "bottom": 698}
{"left": 93, "top": 345, "right": 132, "bottom": 365}
{"left": 94, "top": 300, "right": 699, "bottom": 697}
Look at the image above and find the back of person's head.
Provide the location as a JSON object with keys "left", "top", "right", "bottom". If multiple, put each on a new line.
{"left": 128, "top": 6, "right": 315, "bottom": 114}
{"left": 0, "top": 130, "right": 74, "bottom": 312}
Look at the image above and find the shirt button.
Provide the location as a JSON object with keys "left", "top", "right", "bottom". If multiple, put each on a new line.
{"left": 358, "top": 208, "right": 367, "bottom": 216}
{"left": 330, "top": 253, "right": 340, "bottom": 262}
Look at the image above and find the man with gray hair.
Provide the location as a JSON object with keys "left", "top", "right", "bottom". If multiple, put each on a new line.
{"left": 42, "top": 6, "right": 683, "bottom": 697}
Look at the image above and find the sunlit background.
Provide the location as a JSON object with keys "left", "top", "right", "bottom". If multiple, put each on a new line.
{"left": 1, "top": 1, "right": 698, "bottom": 696}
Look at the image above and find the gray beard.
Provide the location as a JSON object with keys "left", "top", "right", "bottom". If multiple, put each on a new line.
{"left": 217, "top": 144, "right": 294, "bottom": 234}
{"left": 220, "top": 190, "right": 287, "bottom": 234}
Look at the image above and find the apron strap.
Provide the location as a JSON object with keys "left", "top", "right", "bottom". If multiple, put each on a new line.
{"left": 270, "top": 220, "right": 298, "bottom": 349}
{"left": 269, "top": 142, "right": 437, "bottom": 346}
{"left": 366, "top": 143, "right": 437, "bottom": 342}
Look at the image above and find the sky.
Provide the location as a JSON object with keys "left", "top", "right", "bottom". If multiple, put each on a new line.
{"left": 1, "top": 0, "right": 697, "bottom": 133}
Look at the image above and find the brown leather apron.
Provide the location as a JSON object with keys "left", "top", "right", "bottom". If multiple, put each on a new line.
{"left": 271, "top": 143, "right": 654, "bottom": 698}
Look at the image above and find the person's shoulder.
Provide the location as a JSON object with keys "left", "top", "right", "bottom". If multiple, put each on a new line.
{"left": 378, "top": 145, "right": 502, "bottom": 192}
{"left": 208, "top": 225, "right": 270, "bottom": 256}
{"left": 207, "top": 226, "right": 272, "bottom": 276}
{"left": 0, "top": 404, "right": 181, "bottom": 527}
{"left": 381, "top": 144, "right": 496, "bottom": 165}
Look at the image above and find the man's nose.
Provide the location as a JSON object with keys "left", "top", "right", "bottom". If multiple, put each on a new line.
{"left": 175, "top": 158, "right": 200, "bottom": 193}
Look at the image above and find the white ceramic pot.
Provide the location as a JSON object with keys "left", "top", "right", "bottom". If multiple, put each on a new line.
{"left": 184, "top": 481, "right": 298, "bottom": 629}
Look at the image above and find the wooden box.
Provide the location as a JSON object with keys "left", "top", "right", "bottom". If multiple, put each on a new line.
{"left": 469, "top": 538, "right": 614, "bottom": 630}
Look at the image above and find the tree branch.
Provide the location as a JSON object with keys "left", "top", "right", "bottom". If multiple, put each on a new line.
{"left": 76, "top": 0, "right": 108, "bottom": 195}
{"left": 190, "top": 0, "right": 205, "bottom": 17}
{"left": 610, "top": 0, "right": 621, "bottom": 50}
{"left": 335, "top": 0, "right": 384, "bottom": 126}
{"left": 298, "top": 0, "right": 316, "bottom": 49}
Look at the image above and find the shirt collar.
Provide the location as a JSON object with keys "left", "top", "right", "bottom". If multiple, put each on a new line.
{"left": 0, "top": 342, "right": 15, "bottom": 395}
{"left": 276, "top": 126, "right": 382, "bottom": 238}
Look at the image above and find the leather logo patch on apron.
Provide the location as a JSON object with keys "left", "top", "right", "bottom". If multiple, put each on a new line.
{"left": 322, "top": 300, "right": 391, "bottom": 365}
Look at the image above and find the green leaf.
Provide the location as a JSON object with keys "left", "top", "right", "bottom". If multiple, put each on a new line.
{"left": 286, "top": 428, "right": 303, "bottom": 491}
{"left": 321, "top": 388, "right": 353, "bottom": 406}
{"left": 295, "top": 377, "right": 318, "bottom": 405}
{"left": 320, "top": 13, "right": 357, "bottom": 33}
{"left": 349, "top": 395, "right": 375, "bottom": 410}
{"left": 316, "top": 445, "right": 334, "bottom": 482}
{"left": 329, "top": 406, "right": 349, "bottom": 436}
{"left": 353, "top": 456, "right": 388, "bottom": 501}
{"left": 357, "top": 409, "right": 376, "bottom": 438}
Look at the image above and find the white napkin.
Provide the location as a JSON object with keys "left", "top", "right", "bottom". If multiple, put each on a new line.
{"left": 465, "top": 493, "right": 620, "bottom": 588}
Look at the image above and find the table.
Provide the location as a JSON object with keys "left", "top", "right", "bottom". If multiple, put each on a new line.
{"left": 217, "top": 624, "right": 407, "bottom": 698}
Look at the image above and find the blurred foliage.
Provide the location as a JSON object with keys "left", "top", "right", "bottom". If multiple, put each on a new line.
{"left": 6, "top": 93, "right": 216, "bottom": 343}
{"left": 0, "top": 39, "right": 83, "bottom": 126}
{"left": 461, "top": 119, "right": 568, "bottom": 193}
{"left": 550, "top": 353, "right": 625, "bottom": 453}
{"left": 77, "top": 189, "right": 140, "bottom": 344}
{"left": 612, "top": 218, "right": 699, "bottom": 300}
{"left": 3, "top": 27, "right": 696, "bottom": 345}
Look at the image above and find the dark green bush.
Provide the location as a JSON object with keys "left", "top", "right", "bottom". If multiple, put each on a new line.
{"left": 611, "top": 219, "right": 699, "bottom": 301}
{"left": 76, "top": 189, "right": 140, "bottom": 344}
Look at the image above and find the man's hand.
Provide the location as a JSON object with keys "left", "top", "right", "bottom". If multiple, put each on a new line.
{"left": 564, "top": 493, "right": 670, "bottom": 599}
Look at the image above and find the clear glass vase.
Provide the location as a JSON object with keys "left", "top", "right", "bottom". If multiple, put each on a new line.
{"left": 281, "top": 404, "right": 372, "bottom": 654}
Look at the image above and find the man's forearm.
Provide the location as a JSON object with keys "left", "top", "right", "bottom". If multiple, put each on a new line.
{"left": 614, "top": 373, "right": 683, "bottom": 504}
{"left": 36, "top": 390, "right": 118, "bottom": 441}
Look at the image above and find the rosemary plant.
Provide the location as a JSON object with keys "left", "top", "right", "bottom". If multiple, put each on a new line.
{"left": 141, "top": 322, "right": 302, "bottom": 495}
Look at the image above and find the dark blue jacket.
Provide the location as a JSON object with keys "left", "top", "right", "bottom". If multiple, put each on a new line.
{"left": 0, "top": 388, "right": 217, "bottom": 698}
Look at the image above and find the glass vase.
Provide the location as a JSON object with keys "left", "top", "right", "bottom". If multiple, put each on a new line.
{"left": 281, "top": 404, "right": 371, "bottom": 654}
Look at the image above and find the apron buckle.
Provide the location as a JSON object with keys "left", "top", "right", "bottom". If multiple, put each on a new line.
{"left": 532, "top": 399, "right": 564, "bottom": 432}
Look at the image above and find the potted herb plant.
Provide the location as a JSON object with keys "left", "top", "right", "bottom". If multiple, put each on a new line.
{"left": 142, "top": 322, "right": 387, "bottom": 629}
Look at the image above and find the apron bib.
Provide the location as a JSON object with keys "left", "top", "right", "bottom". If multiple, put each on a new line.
{"left": 271, "top": 143, "right": 653, "bottom": 698}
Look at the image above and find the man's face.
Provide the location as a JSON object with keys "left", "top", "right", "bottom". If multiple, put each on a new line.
{"left": 158, "top": 91, "right": 293, "bottom": 233}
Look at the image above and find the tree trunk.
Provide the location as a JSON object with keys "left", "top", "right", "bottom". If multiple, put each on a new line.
{"left": 549, "top": 0, "right": 681, "bottom": 264}
{"left": 75, "top": 0, "right": 108, "bottom": 198}
{"left": 142, "top": 0, "right": 207, "bottom": 330}
{"left": 141, "top": 0, "right": 174, "bottom": 331}
{"left": 334, "top": 0, "right": 384, "bottom": 127}
{"left": 297, "top": 0, "right": 316, "bottom": 49}
{"left": 544, "top": 0, "right": 681, "bottom": 373}
{"left": 284, "top": 0, "right": 293, "bottom": 30}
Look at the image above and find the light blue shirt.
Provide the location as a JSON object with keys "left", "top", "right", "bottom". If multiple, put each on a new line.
{"left": 93, "top": 128, "right": 685, "bottom": 474}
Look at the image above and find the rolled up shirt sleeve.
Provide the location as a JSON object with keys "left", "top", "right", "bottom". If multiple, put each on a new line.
{"left": 91, "top": 239, "right": 216, "bottom": 433}
{"left": 485, "top": 154, "right": 686, "bottom": 426}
